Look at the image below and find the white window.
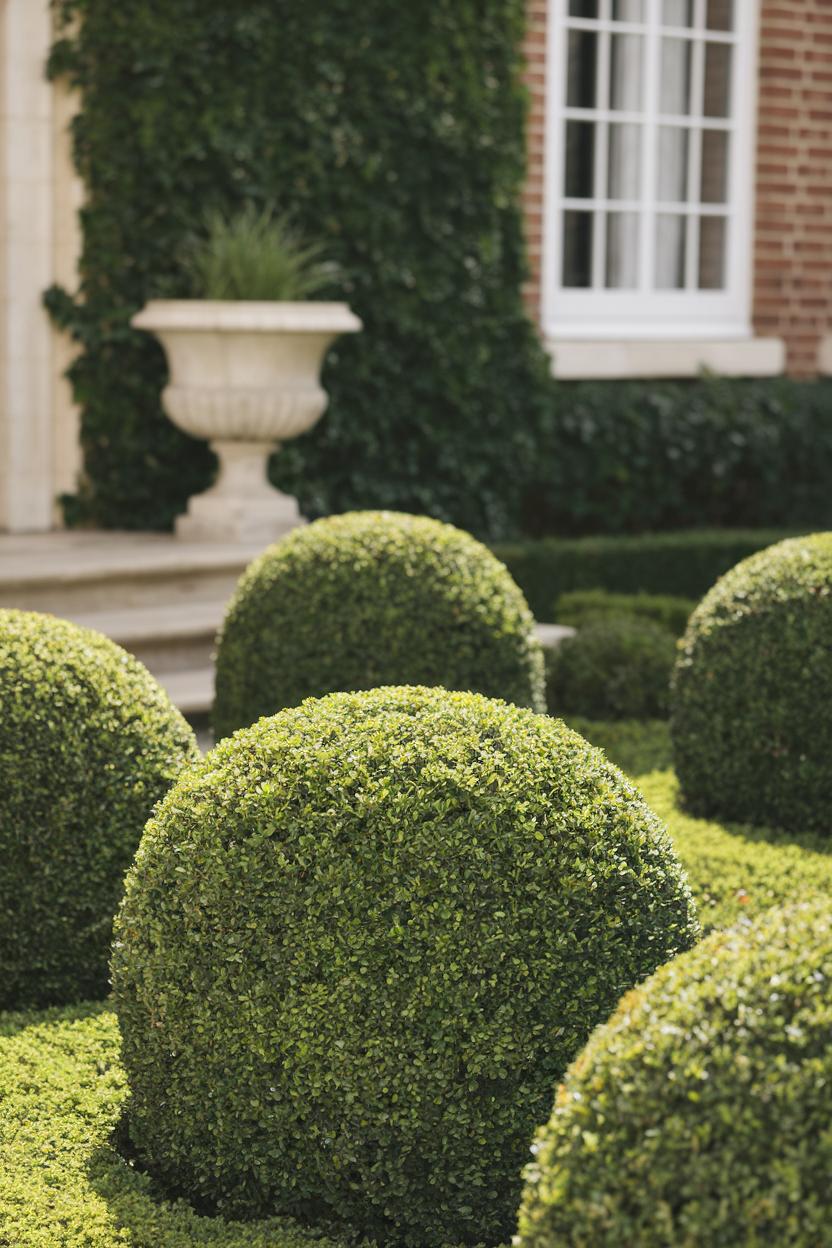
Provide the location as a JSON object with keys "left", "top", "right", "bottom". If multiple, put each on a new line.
{"left": 543, "top": 0, "right": 758, "bottom": 343}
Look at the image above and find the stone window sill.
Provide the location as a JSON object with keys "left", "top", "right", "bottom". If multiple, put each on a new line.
{"left": 819, "top": 335, "right": 832, "bottom": 376}
{"left": 544, "top": 337, "right": 785, "bottom": 381}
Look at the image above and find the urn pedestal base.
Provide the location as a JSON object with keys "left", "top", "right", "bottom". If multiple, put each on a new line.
{"left": 175, "top": 439, "right": 305, "bottom": 545}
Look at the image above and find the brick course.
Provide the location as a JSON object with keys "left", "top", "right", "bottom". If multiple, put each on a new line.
{"left": 521, "top": 1, "right": 832, "bottom": 377}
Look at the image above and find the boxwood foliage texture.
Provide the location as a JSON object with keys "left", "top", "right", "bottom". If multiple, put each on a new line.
{"left": 671, "top": 533, "right": 832, "bottom": 832}
{"left": 554, "top": 590, "right": 696, "bottom": 637}
{"left": 0, "top": 609, "right": 198, "bottom": 1010}
{"left": 46, "top": 0, "right": 550, "bottom": 538}
{"left": 212, "top": 510, "right": 545, "bottom": 738}
{"left": 516, "top": 900, "right": 832, "bottom": 1248}
{"left": 112, "top": 686, "right": 698, "bottom": 1248}
{"left": 545, "top": 617, "right": 677, "bottom": 721}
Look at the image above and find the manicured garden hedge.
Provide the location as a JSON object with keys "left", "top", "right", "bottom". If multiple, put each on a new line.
{"left": 213, "top": 511, "right": 545, "bottom": 737}
{"left": 545, "top": 617, "right": 676, "bottom": 721}
{"left": 672, "top": 533, "right": 832, "bottom": 833}
{"left": 0, "top": 1003, "right": 505, "bottom": 1248}
{"left": 555, "top": 589, "right": 695, "bottom": 636}
{"left": 517, "top": 900, "right": 832, "bottom": 1247}
{"left": 47, "top": 8, "right": 832, "bottom": 540}
{"left": 114, "top": 686, "right": 697, "bottom": 1247}
{"left": 0, "top": 609, "right": 198, "bottom": 1010}
{"left": 495, "top": 529, "right": 803, "bottom": 620}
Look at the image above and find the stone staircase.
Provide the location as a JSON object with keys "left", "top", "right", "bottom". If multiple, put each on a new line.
{"left": 0, "top": 531, "right": 573, "bottom": 727}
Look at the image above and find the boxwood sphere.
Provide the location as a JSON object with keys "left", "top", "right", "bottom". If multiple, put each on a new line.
{"left": 517, "top": 900, "right": 832, "bottom": 1248}
{"left": 546, "top": 617, "right": 676, "bottom": 720}
{"left": 113, "top": 685, "right": 698, "bottom": 1248}
{"left": 0, "top": 609, "right": 199, "bottom": 1009}
{"left": 212, "top": 511, "right": 545, "bottom": 737}
{"left": 671, "top": 533, "right": 832, "bottom": 830}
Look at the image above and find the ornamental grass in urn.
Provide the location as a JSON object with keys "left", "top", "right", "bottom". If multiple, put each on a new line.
{"left": 132, "top": 205, "right": 361, "bottom": 544}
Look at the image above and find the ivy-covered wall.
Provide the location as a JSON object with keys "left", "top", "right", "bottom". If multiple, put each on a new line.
{"left": 48, "top": 0, "right": 549, "bottom": 538}
{"left": 48, "top": 1, "right": 832, "bottom": 540}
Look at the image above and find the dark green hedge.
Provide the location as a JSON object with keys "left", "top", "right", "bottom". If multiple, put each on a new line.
{"left": 114, "top": 686, "right": 697, "bottom": 1247}
{"left": 494, "top": 528, "right": 804, "bottom": 620}
{"left": 546, "top": 617, "right": 676, "bottom": 721}
{"left": 516, "top": 900, "right": 832, "bottom": 1247}
{"left": 47, "top": 6, "right": 832, "bottom": 540}
{"left": 47, "top": 0, "right": 548, "bottom": 538}
{"left": 554, "top": 590, "right": 696, "bottom": 636}
{"left": 0, "top": 1002, "right": 505, "bottom": 1248}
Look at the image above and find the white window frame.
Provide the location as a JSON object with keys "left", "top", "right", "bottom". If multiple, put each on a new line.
{"left": 542, "top": 0, "right": 760, "bottom": 343}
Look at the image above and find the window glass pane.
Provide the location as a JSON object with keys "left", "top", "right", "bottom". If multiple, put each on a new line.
{"left": 656, "top": 213, "right": 687, "bottom": 288}
{"left": 704, "top": 43, "right": 732, "bottom": 117}
{"left": 606, "top": 213, "right": 640, "bottom": 287}
{"left": 612, "top": 0, "right": 644, "bottom": 20}
{"left": 608, "top": 123, "right": 641, "bottom": 199}
{"left": 706, "top": 0, "right": 733, "bottom": 30}
{"left": 700, "top": 129, "right": 728, "bottom": 202}
{"left": 563, "top": 211, "right": 594, "bottom": 287}
{"left": 660, "top": 38, "right": 692, "bottom": 115}
{"left": 569, "top": 0, "right": 599, "bottom": 15}
{"left": 567, "top": 31, "right": 598, "bottom": 109}
{"left": 565, "top": 122, "right": 596, "bottom": 198}
{"left": 657, "top": 126, "right": 689, "bottom": 201}
{"left": 663, "top": 0, "right": 694, "bottom": 25}
{"left": 610, "top": 35, "right": 643, "bottom": 110}
{"left": 699, "top": 216, "right": 726, "bottom": 287}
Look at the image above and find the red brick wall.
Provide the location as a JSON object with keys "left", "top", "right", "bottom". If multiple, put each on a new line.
{"left": 521, "top": 1, "right": 832, "bottom": 377}
{"left": 753, "top": 0, "right": 832, "bottom": 377}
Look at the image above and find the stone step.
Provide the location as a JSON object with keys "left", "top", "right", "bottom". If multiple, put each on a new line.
{"left": 157, "top": 666, "right": 215, "bottom": 718}
{"left": 0, "top": 531, "right": 260, "bottom": 614}
{"left": 66, "top": 600, "right": 224, "bottom": 675}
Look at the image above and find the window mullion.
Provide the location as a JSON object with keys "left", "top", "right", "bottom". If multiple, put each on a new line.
{"left": 592, "top": 23, "right": 612, "bottom": 289}
{"left": 685, "top": 0, "right": 707, "bottom": 290}
{"left": 639, "top": 0, "right": 661, "bottom": 292}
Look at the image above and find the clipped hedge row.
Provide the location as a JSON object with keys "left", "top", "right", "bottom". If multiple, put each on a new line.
{"left": 555, "top": 589, "right": 695, "bottom": 636}
{"left": 0, "top": 1003, "right": 506, "bottom": 1248}
{"left": 545, "top": 617, "right": 676, "bottom": 721}
{"left": 517, "top": 900, "right": 832, "bottom": 1247}
{"left": 0, "top": 609, "right": 198, "bottom": 1010}
{"left": 115, "top": 686, "right": 697, "bottom": 1247}
{"left": 213, "top": 511, "right": 544, "bottom": 737}
{"left": 495, "top": 529, "right": 803, "bottom": 620}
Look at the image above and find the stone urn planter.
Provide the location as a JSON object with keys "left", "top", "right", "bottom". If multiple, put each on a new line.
{"left": 132, "top": 300, "right": 362, "bottom": 543}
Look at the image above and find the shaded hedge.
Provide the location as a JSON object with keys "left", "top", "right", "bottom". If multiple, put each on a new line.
{"left": 0, "top": 1003, "right": 505, "bottom": 1248}
{"left": 113, "top": 686, "right": 698, "bottom": 1247}
{"left": 516, "top": 900, "right": 832, "bottom": 1247}
{"left": 672, "top": 533, "right": 832, "bottom": 832}
{"left": 546, "top": 617, "right": 676, "bottom": 721}
{"left": 0, "top": 609, "right": 198, "bottom": 1010}
{"left": 213, "top": 510, "right": 545, "bottom": 738}
{"left": 555, "top": 589, "right": 695, "bottom": 636}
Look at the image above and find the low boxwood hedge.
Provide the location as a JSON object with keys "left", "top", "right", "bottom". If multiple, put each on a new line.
{"left": 672, "top": 533, "right": 832, "bottom": 832}
{"left": 0, "top": 609, "right": 198, "bottom": 1009}
{"left": 0, "top": 1002, "right": 505, "bottom": 1248}
{"left": 555, "top": 590, "right": 695, "bottom": 636}
{"left": 494, "top": 529, "right": 801, "bottom": 621}
{"left": 546, "top": 617, "right": 677, "bottom": 720}
{"left": 113, "top": 686, "right": 697, "bottom": 1247}
{"left": 213, "top": 511, "right": 545, "bottom": 738}
{"left": 516, "top": 899, "right": 832, "bottom": 1247}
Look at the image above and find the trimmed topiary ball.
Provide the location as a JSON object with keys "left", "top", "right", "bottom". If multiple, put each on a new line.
{"left": 516, "top": 899, "right": 832, "bottom": 1248}
{"left": 113, "top": 685, "right": 698, "bottom": 1248}
{"left": 671, "top": 533, "right": 832, "bottom": 831}
{"left": 545, "top": 616, "right": 676, "bottom": 720}
{"left": 212, "top": 511, "right": 545, "bottom": 738}
{"left": 0, "top": 609, "right": 199, "bottom": 1009}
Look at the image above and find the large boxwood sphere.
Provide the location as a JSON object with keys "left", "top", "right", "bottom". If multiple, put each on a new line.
{"left": 212, "top": 511, "right": 545, "bottom": 737}
{"left": 0, "top": 609, "right": 198, "bottom": 1008}
{"left": 113, "top": 685, "right": 698, "bottom": 1248}
{"left": 671, "top": 533, "right": 832, "bottom": 830}
{"left": 517, "top": 900, "right": 832, "bottom": 1247}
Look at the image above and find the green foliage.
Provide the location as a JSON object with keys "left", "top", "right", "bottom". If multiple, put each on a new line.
{"left": 555, "top": 590, "right": 695, "bottom": 637}
{"left": 213, "top": 511, "right": 545, "bottom": 738}
{"left": 46, "top": 0, "right": 549, "bottom": 537}
{"left": 516, "top": 900, "right": 832, "bottom": 1247}
{"left": 641, "top": 771, "right": 832, "bottom": 936}
{"left": 545, "top": 618, "right": 677, "bottom": 721}
{"left": 494, "top": 529, "right": 804, "bottom": 620}
{"left": 0, "top": 610, "right": 198, "bottom": 1009}
{"left": 112, "top": 686, "right": 698, "bottom": 1247}
{"left": 564, "top": 719, "right": 673, "bottom": 776}
{"left": 671, "top": 533, "right": 832, "bottom": 832}
{"left": 180, "top": 204, "right": 336, "bottom": 301}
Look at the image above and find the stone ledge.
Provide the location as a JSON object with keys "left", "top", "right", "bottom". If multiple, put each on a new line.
{"left": 545, "top": 337, "right": 786, "bottom": 381}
